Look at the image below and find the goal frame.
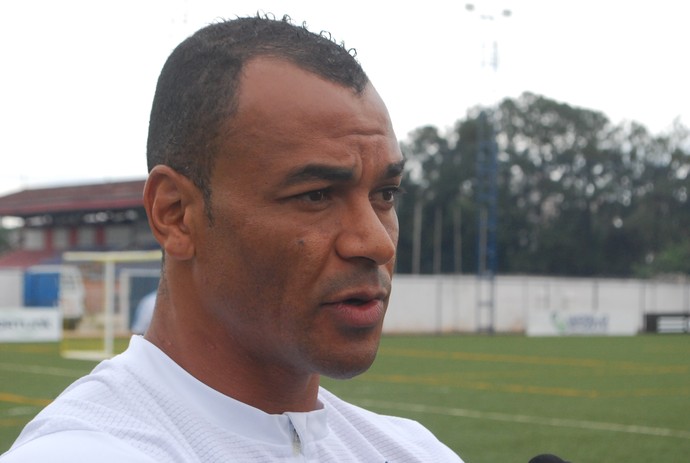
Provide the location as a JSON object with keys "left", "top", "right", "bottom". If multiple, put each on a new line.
{"left": 61, "top": 250, "right": 162, "bottom": 360}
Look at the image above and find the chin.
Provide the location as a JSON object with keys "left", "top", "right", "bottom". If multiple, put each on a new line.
{"left": 318, "top": 349, "right": 379, "bottom": 380}
{"left": 322, "top": 364, "right": 374, "bottom": 381}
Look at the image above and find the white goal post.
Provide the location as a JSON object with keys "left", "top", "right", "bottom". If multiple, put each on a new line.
{"left": 61, "top": 250, "right": 162, "bottom": 360}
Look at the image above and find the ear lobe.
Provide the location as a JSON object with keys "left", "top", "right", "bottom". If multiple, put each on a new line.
{"left": 144, "top": 165, "right": 200, "bottom": 260}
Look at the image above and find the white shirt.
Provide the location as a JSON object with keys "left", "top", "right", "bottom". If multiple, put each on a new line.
{"left": 1, "top": 336, "right": 463, "bottom": 462}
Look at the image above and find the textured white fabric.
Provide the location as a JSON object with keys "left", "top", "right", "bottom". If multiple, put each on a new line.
{"left": 1, "top": 336, "right": 463, "bottom": 462}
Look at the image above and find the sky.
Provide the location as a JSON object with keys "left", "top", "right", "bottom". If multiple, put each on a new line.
{"left": 1, "top": 0, "right": 688, "bottom": 196}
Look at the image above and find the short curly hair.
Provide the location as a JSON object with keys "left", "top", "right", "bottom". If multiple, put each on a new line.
{"left": 146, "top": 15, "right": 369, "bottom": 217}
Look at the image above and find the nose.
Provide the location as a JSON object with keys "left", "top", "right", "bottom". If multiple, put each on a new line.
{"left": 335, "top": 200, "right": 398, "bottom": 266}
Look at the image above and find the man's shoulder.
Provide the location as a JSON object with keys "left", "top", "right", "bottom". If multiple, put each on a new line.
{"left": 319, "top": 387, "right": 428, "bottom": 431}
{"left": 37, "top": 347, "right": 141, "bottom": 414}
{"left": 318, "top": 388, "right": 464, "bottom": 462}
{"left": 0, "top": 430, "right": 156, "bottom": 463}
{"left": 5, "top": 339, "right": 161, "bottom": 456}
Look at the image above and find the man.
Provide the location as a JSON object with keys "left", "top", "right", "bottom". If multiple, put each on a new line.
{"left": 2, "top": 15, "right": 463, "bottom": 462}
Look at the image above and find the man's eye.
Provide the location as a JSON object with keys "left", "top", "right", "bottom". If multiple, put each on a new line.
{"left": 381, "top": 188, "right": 396, "bottom": 202}
{"left": 296, "top": 189, "right": 329, "bottom": 203}
{"left": 377, "top": 186, "right": 404, "bottom": 203}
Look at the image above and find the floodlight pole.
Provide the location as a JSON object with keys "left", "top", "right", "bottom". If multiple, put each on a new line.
{"left": 466, "top": 3, "right": 511, "bottom": 333}
{"left": 476, "top": 111, "right": 498, "bottom": 333}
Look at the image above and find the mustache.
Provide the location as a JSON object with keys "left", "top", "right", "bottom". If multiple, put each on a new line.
{"left": 319, "top": 268, "right": 392, "bottom": 300}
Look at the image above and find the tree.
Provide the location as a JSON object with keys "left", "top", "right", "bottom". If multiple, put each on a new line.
{"left": 397, "top": 92, "right": 690, "bottom": 277}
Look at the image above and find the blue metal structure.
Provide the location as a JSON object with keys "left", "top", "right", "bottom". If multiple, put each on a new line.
{"left": 23, "top": 271, "right": 60, "bottom": 308}
{"left": 475, "top": 110, "right": 498, "bottom": 332}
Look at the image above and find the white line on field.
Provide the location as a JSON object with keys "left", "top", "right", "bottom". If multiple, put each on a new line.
{"left": 356, "top": 399, "right": 690, "bottom": 440}
{"left": 0, "top": 362, "right": 89, "bottom": 378}
{"left": 6, "top": 406, "right": 39, "bottom": 416}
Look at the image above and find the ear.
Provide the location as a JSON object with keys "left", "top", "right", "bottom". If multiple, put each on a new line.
{"left": 144, "top": 165, "right": 202, "bottom": 260}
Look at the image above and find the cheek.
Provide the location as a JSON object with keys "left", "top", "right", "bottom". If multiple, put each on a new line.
{"left": 290, "top": 231, "right": 332, "bottom": 274}
{"left": 244, "top": 231, "right": 326, "bottom": 296}
{"left": 208, "top": 210, "right": 334, "bottom": 304}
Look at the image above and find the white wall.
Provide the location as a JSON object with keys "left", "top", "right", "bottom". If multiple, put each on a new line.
{"left": 3, "top": 267, "right": 688, "bottom": 335}
{"left": 0, "top": 268, "right": 23, "bottom": 308}
{"left": 384, "top": 274, "right": 690, "bottom": 334}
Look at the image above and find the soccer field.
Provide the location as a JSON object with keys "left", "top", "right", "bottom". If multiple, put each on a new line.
{"left": 1, "top": 334, "right": 688, "bottom": 462}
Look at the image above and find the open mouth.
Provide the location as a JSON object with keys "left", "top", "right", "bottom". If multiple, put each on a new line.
{"left": 329, "top": 298, "right": 384, "bottom": 328}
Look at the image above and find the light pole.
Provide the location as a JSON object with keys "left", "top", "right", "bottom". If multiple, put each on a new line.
{"left": 465, "top": 3, "right": 511, "bottom": 333}
{"left": 465, "top": 3, "right": 512, "bottom": 104}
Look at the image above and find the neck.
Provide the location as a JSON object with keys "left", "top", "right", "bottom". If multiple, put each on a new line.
{"left": 145, "top": 304, "right": 321, "bottom": 415}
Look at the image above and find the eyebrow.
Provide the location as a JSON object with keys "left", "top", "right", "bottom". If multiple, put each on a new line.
{"left": 385, "top": 159, "right": 406, "bottom": 179}
{"left": 282, "top": 159, "right": 406, "bottom": 187}
{"left": 282, "top": 164, "right": 355, "bottom": 187}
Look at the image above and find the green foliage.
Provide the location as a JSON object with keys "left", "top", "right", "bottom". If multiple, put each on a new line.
{"left": 398, "top": 92, "right": 690, "bottom": 277}
{"left": 635, "top": 241, "right": 690, "bottom": 277}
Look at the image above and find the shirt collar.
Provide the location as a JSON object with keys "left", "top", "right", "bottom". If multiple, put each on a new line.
{"left": 123, "top": 335, "right": 329, "bottom": 445}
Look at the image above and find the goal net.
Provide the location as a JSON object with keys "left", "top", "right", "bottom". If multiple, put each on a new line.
{"left": 60, "top": 250, "right": 161, "bottom": 360}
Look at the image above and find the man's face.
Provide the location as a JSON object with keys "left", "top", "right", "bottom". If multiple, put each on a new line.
{"left": 193, "top": 57, "right": 404, "bottom": 380}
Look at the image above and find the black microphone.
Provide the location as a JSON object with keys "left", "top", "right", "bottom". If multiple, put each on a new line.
{"left": 529, "top": 454, "right": 571, "bottom": 463}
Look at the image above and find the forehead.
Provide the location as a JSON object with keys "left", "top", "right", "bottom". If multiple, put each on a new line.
{"left": 236, "top": 57, "right": 384, "bottom": 127}
{"left": 220, "top": 57, "right": 402, "bottom": 170}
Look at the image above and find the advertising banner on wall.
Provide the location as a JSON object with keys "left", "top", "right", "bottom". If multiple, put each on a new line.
{"left": 0, "top": 308, "right": 62, "bottom": 342}
{"left": 527, "top": 310, "right": 638, "bottom": 336}
{"left": 644, "top": 313, "right": 690, "bottom": 334}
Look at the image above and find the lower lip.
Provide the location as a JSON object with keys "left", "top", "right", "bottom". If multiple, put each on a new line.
{"left": 326, "top": 299, "right": 385, "bottom": 328}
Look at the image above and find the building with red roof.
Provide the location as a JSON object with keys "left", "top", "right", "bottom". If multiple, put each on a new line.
{"left": 0, "top": 180, "right": 158, "bottom": 268}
